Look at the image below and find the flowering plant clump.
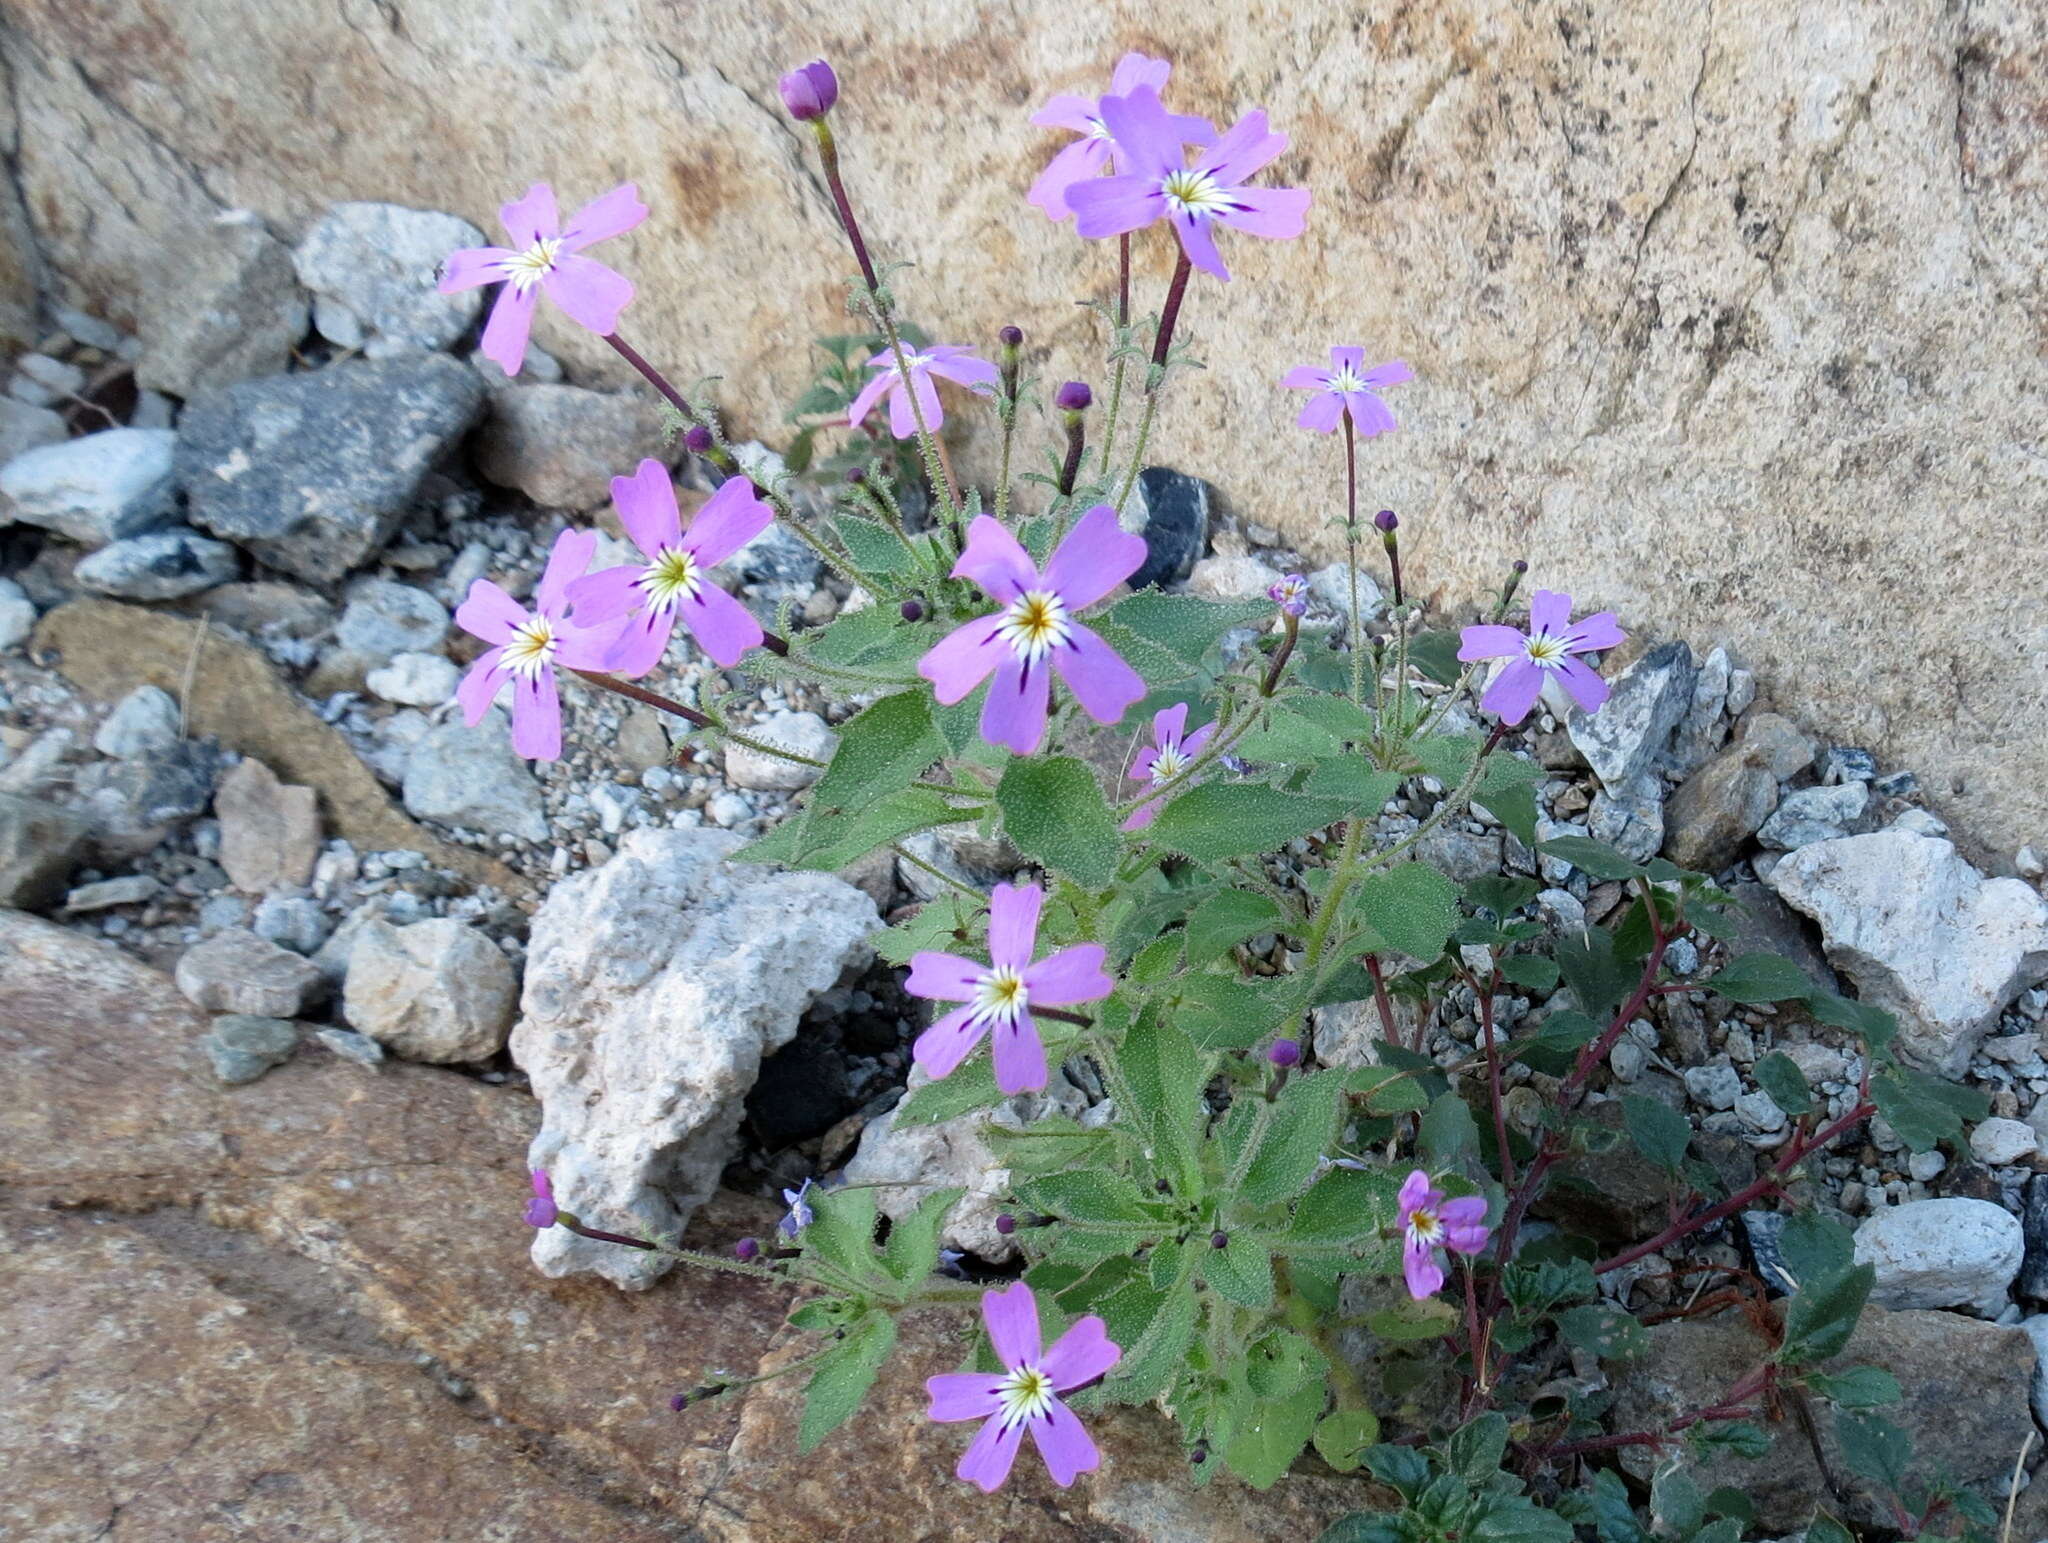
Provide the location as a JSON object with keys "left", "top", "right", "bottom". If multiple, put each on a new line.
{"left": 458, "top": 51, "right": 1996, "bottom": 1539}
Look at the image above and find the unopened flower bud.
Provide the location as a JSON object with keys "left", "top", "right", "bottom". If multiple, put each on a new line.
{"left": 844, "top": 465, "right": 867, "bottom": 485}
{"left": 1210, "top": 1230, "right": 1229, "bottom": 1249}
{"left": 668, "top": 1392, "right": 689, "bottom": 1412}
{"left": 900, "top": 599, "right": 925, "bottom": 622}
{"left": 683, "top": 424, "right": 714, "bottom": 455}
{"left": 779, "top": 60, "right": 838, "bottom": 121}
{"left": 1513, "top": 558, "right": 1529, "bottom": 573}
{"left": 1054, "top": 380, "right": 1093, "bottom": 412}
{"left": 999, "top": 324, "right": 1024, "bottom": 347}
{"left": 995, "top": 1213, "right": 1017, "bottom": 1236}
{"left": 1190, "top": 1441, "right": 1210, "bottom": 1465}
{"left": 734, "top": 1237, "right": 760, "bottom": 1262}
{"left": 1267, "top": 1037, "right": 1302, "bottom": 1068}
{"left": 1374, "top": 509, "right": 1399, "bottom": 533}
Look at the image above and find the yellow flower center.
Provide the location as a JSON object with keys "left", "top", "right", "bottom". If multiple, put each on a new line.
{"left": 1524, "top": 634, "right": 1567, "bottom": 668}
{"left": 997, "top": 589, "right": 1071, "bottom": 662}
{"left": 503, "top": 616, "right": 557, "bottom": 676}
{"left": 640, "top": 546, "right": 702, "bottom": 608}
{"left": 1407, "top": 1207, "right": 1444, "bottom": 1247}
{"left": 501, "top": 236, "right": 563, "bottom": 293}
{"left": 996, "top": 1364, "right": 1056, "bottom": 1427}
{"left": 1150, "top": 744, "right": 1189, "bottom": 781}
{"left": 975, "top": 966, "right": 1030, "bottom": 1025}
{"left": 1161, "top": 168, "right": 1228, "bottom": 217}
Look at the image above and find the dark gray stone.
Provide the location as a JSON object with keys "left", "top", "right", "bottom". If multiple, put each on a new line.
{"left": 1128, "top": 466, "right": 1212, "bottom": 589}
{"left": 1719, "top": 880, "right": 1840, "bottom": 995}
{"left": 2017, "top": 1173, "right": 2048, "bottom": 1302}
{"left": 1741, "top": 1209, "right": 1793, "bottom": 1294}
{"left": 0, "top": 792, "right": 92, "bottom": 909}
{"left": 1568, "top": 640, "right": 1697, "bottom": 791}
{"left": 203, "top": 1013, "right": 301, "bottom": 1085}
{"left": 1822, "top": 746, "right": 1879, "bottom": 784}
{"left": 177, "top": 356, "right": 484, "bottom": 583}
{"left": 76, "top": 740, "right": 219, "bottom": 849}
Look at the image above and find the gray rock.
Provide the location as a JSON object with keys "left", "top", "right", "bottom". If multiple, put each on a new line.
{"left": 93, "top": 685, "right": 182, "bottom": 760}
{"left": 0, "top": 428, "right": 178, "bottom": 547}
{"left": 475, "top": 385, "right": 671, "bottom": 509}
{"left": 844, "top": 1066, "right": 1092, "bottom": 1262}
{"left": 0, "top": 793, "right": 92, "bottom": 909}
{"left": 1890, "top": 806, "right": 1949, "bottom": 838}
{"left": 63, "top": 874, "right": 161, "bottom": 912}
{"left": 511, "top": 828, "right": 880, "bottom": 1287}
{"left": 74, "top": 740, "right": 219, "bottom": 856}
{"left": 315, "top": 1026, "right": 387, "bottom": 1067}
{"left": 0, "top": 577, "right": 33, "bottom": 652}
{"left": 895, "top": 825, "right": 1025, "bottom": 903}
{"left": 1588, "top": 772, "right": 1665, "bottom": 864}
{"left": 1126, "top": 466, "right": 1214, "bottom": 589}
{"left": 1188, "top": 552, "right": 1283, "bottom": 601}
{"left": 1719, "top": 880, "right": 1839, "bottom": 995}
{"left": 174, "top": 928, "right": 325, "bottom": 1018}
{"left": 364, "top": 651, "right": 459, "bottom": 707}
{"left": 1854, "top": 1197, "right": 2023, "bottom": 1317}
{"left": 722, "top": 710, "right": 838, "bottom": 792}
{"left": 1766, "top": 832, "right": 2048, "bottom": 1076}
{"left": 1735, "top": 711, "right": 1817, "bottom": 781}
{"left": 292, "top": 202, "right": 486, "bottom": 357}
{"left": 137, "top": 210, "right": 308, "bottom": 398}
{"left": 2021, "top": 1317, "right": 2048, "bottom": 1429}
{"left": 1413, "top": 824, "right": 1505, "bottom": 884}
{"left": 1907, "top": 1149, "right": 1947, "bottom": 1183}
{"left": 1662, "top": 746, "right": 1778, "bottom": 871}
{"left": 1970, "top": 1116, "right": 2040, "bottom": 1166}
{"left": 1567, "top": 641, "right": 1696, "bottom": 790}
{"left": 214, "top": 757, "right": 320, "bottom": 892}
{"left": 1740, "top": 1210, "right": 1792, "bottom": 1293}
{"left": 1670, "top": 644, "right": 1732, "bottom": 772}
{"left": 9, "top": 352, "right": 84, "bottom": 405}
{"left": 1683, "top": 1058, "right": 1743, "bottom": 1112}
{"left": 1733, "top": 1087, "right": 1787, "bottom": 1132}
{"left": 202, "top": 1012, "right": 300, "bottom": 1085}
{"left": 177, "top": 356, "right": 485, "bottom": 583}
{"left": 343, "top": 918, "right": 519, "bottom": 1063}
{"left": 715, "top": 514, "right": 821, "bottom": 597}
{"left": 335, "top": 579, "right": 449, "bottom": 664}
{"left": 0, "top": 399, "right": 66, "bottom": 464}
{"left": 401, "top": 709, "right": 548, "bottom": 844}
{"left": 1822, "top": 746, "right": 1879, "bottom": 785}
{"left": 1312, "top": 994, "right": 1426, "bottom": 1067}
{"left": 73, "top": 528, "right": 239, "bottom": 600}
{"left": 1875, "top": 769, "right": 1921, "bottom": 799}
{"left": 1757, "top": 781, "right": 1870, "bottom": 850}
{"left": 251, "top": 892, "right": 332, "bottom": 954}
{"left": 1307, "top": 562, "right": 1384, "bottom": 623}
{"left": 2020, "top": 1174, "right": 2048, "bottom": 1301}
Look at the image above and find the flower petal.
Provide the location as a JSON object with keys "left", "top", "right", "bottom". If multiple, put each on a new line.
{"left": 542, "top": 254, "right": 634, "bottom": 336}
{"left": 1364, "top": 359, "right": 1415, "bottom": 388}
{"left": 1553, "top": 654, "right": 1611, "bottom": 716}
{"left": 1027, "top": 138, "right": 1109, "bottom": 220}
{"left": 1528, "top": 589, "right": 1574, "bottom": 638}
{"left": 1280, "top": 364, "right": 1328, "bottom": 390}
{"left": 1031, "top": 94, "right": 1101, "bottom": 134}
{"left": 564, "top": 564, "right": 646, "bottom": 627}
{"left": 1052, "top": 623, "right": 1145, "bottom": 726}
{"left": 1397, "top": 1170, "right": 1431, "bottom": 1214}
{"left": 926, "top": 1373, "right": 1006, "bottom": 1423}
{"left": 603, "top": 604, "right": 677, "bottom": 678}
{"left": 1119, "top": 797, "right": 1164, "bottom": 832}
{"left": 982, "top": 1281, "right": 1042, "bottom": 1367}
{"left": 478, "top": 284, "right": 539, "bottom": 378}
{"left": 455, "top": 579, "right": 529, "bottom": 645}
{"left": 1346, "top": 391, "right": 1398, "bottom": 436}
{"left": 981, "top": 654, "right": 1052, "bottom": 755}
{"left": 1330, "top": 345, "right": 1366, "bottom": 374}
{"left": 611, "top": 459, "right": 681, "bottom": 559}
{"left": 1403, "top": 1238, "right": 1446, "bottom": 1299}
{"left": 919, "top": 613, "right": 1008, "bottom": 704}
{"left": 926, "top": 352, "right": 1001, "bottom": 391}
{"left": 510, "top": 668, "right": 563, "bottom": 761}
{"left": 1023, "top": 944, "right": 1112, "bottom": 1007}
{"left": 1173, "top": 212, "right": 1228, "bottom": 281}
{"left": 912, "top": 1004, "right": 989, "bottom": 1080}
{"left": 1296, "top": 390, "right": 1345, "bottom": 433}
{"left": 1561, "top": 611, "right": 1625, "bottom": 654}
{"left": 499, "top": 183, "right": 559, "bottom": 247}
{"left": 1151, "top": 702, "right": 1190, "bottom": 748}
{"left": 987, "top": 882, "right": 1045, "bottom": 972}
{"left": 1109, "top": 52, "right": 1172, "bottom": 97}
{"left": 910, "top": 367, "right": 946, "bottom": 433}
{"left": 951, "top": 516, "right": 1039, "bottom": 604}
{"left": 536, "top": 528, "right": 597, "bottom": 617}
{"left": 1028, "top": 1399, "right": 1101, "bottom": 1487}
{"left": 1457, "top": 624, "right": 1527, "bottom": 663}
{"left": 955, "top": 1412, "right": 1025, "bottom": 1494}
{"left": 455, "top": 648, "right": 512, "bottom": 723}
{"left": 675, "top": 580, "right": 764, "bottom": 668}
{"left": 682, "top": 476, "right": 775, "bottom": 568}
{"left": 906, "top": 950, "right": 985, "bottom": 1003}
{"left": 1042, "top": 504, "right": 1146, "bottom": 610}
{"left": 847, "top": 366, "right": 895, "bottom": 429}
{"left": 1182, "top": 722, "right": 1218, "bottom": 756}
{"left": 555, "top": 614, "right": 627, "bottom": 671}
{"left": 1216, "top": 185, "right": 1311, "bottom": 240}
{"left": 887, "top": 375, "right": 922, "bottom": 439}
{"left": 1096, "top": 85, "right": 1183, "bottom": 179}
{"left": 440, "top": 246, "right": 517, "bottom": 293}
{"left": 991, "top": 1015, "right": 1049, "bottom": 1094}
{"left": 1480, "top": 657, "right": 1546, "bottom": 726}
{"left": 1067, "top": 176, "right": 1166, "bottom": 238}
{"left": 1041, "top": 1314, "right": 1119, "bottom": 1391}
{"left": 560, "top": 183, "right": 648, "bottom": 250}
{"left": 1197, "top": 109, "right": 1287, "bottom": 184}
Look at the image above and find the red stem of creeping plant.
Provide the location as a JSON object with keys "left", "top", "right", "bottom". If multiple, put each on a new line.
{"left": 572, "top": 669, "right": 713, "bottom": 729}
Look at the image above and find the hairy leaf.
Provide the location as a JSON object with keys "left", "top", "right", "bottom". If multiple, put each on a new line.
{"left": 797, "top": 1311, "right": 897, "bottom": 1453}
{"left": 997, "top": 755, "right": 1120, "bottom": 889}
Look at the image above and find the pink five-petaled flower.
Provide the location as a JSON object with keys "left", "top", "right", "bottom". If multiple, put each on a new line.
{"left": 1281, "top": 347, "right": 1414, "bottom": 435}
{"left": 440, "top": 183, "right": 648, "bottom": 377}
{"left": 918, "top": 506, "right": 1146, "bottom": 756}
{"left": 564, "top": 459, "right": 772, "bottom": 674}
{"left": 926, "top": 1281, "right": 1120, "bottom": 1493}
{"left": 454, "top": 528, "right": 623, "bottom": 762}
{"left": 1120, "top": 702, "right": 1216, "bottom": 832}
{"left": 1026, "top": 53, "right": 1214, "bottom": 221}
{"left": 1456, "top": 590, "right": 1626, "bottom": 727}
{"left": 847, "top": 345, "right": 1001, "bottom": 439}
{"left": 1396, "top": 1170, "right": 1489, "bottom": 1300}
{"left": 1067, "top": 85, "right": 1310, "bottom": 280}
{"left": 523, "top": 1169, "right": 558, "bottom": 1229}
{"left": 905, "top": 882, "right": 1112, "bottom": 1095}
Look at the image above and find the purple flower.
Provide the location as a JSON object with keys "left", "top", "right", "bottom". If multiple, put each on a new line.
{"left": 1120, "top": 702, "right": 1216, "bottom": 832}
{"left": 1054, "top": 380, "right": 1094, "bottom": 412}
{"left": 778, "top": 1178, "right": 816, "bottom": 1240}
{"left": 1067, "top": 86, "right": 1310, "bottom": 280}
{"left": 440, "top": 182, "right": 647, "bottom": 377}
{"left": 1267, "top": 1038, "right": 1302, "bottom": 1068}
{"left": 905, "top": 882, "right": 1112, "bottom": 1095}
{"left": 1396, "top": 1169, "right": 1489, "bottom": 1299}
{"left": 1269, "top": 573, "right": 1310, "bottom": 617}
{"left": 918, "top": 507, "right": 1146, "bottom": 756}
{"left": 779, "top": 60, "right": 838, "bottom": 120}
{"left": 847, "top": 345, "right": 1001, "bottom": 439}
{"left": 1027, "top": 53, "right": 1214, "bottom": 222}
{"left": 1456, "top": 590, "right": 1625, "bottom": 727}
{"left": 1280, "top": 347, "right": 1413, "bottom": 435}
{"left": 523, "top": 1169, "right": 559, "bottom": 1229}
{"left": 564, "top": 460, "right": 772, "bottom": 674}
{"left": 925, "top": 1281, "right": 1120, "bottom": 1492}
{"left": 453, "top": 528, "right": 623, "bottom": 762}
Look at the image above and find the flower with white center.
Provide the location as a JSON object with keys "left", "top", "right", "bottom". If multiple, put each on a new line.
{"left": 925, "top": 1282, "right": 1120, "bottom": 1492}
{"left": 1456, "top": 589, "right": 1627, "bottom": 727}
{"left": 1027, "top": 53, "right": 1213, "bottom": 222}
{"left": 1396, "top": 1169, "right": 1491, "bottom": 1299}
{"left": 995, "top": 590, "right": 1071, "bottom": 662}
{"left": 1269, "top": 573, "right": 1311, "bottom": 617}
{"left": 779, "top": 1178, "right": 816, "bottom": 1240}
{"left": 904, "top": 882, "right": 1113, "bottom": 1095}
{"left": 846, "top": 344, "right": 1000, "bottom": 439}
{"left": 1280, "top": 346, "right": 1414, "bottom": 435}
{"left": 1121, "top": 701, "right": 1216, "bottom": 832}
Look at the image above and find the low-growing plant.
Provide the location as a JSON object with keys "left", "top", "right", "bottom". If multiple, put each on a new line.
{"left": 451, "top": 51, "right": 1995, "bottom": 1537}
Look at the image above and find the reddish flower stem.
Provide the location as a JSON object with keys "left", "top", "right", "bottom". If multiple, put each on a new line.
{"left": 571, "top": 668, "right": 711, "bottom": 729}
{"left": 810, "top": 120, "right": 879, "bottom": 293}
{"left": 1362, "top": 952, "right": 1403, "bottom": 1049}
{"left": 1474, "top": 964, "right": 1515, "bottom": 1191}
{"left": 1151, "top": 248, "right": 1194, "bottom": 369}
{"left": 1533, "top": 1367, "right": 1771, "bottom": 1460}
{"left": 1117, "top": 234, "right": 1131, "bottom": 326}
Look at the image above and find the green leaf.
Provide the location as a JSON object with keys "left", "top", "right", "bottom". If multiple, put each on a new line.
{"left": 1185, "top": 890, "right": 1286, "bottom": 967}
{"left": 797, "top": 1312, "right": 897, "bottom": 1452}
{"left": 1311, "top": 1408, "right": 1381, "bottom": 1473}
{"left": 1556, "top": 1302, "right": 1649, "bottom": 1360}
{"left": 1202, "top": 1236, "right": 1276, "bottom": 1307}
{"left": 1778, "top": 1211, "right": 1855, "bottom": 1287}
{"left": 1289, "top": 696, "right": 1378, "bottom": 743}
{"left": 1495, "top": 954, "right": 1561, "bottom": 991}
{"left": 802, "top": 1184, "right": 880, "bottom": 1285}
{"left": 1752, "top": 1051, "right": 1814, "bottom": 1116}
{"left": 1807, "top": 1365, "right": 1902, "bottom": 1408}
{"left": 1475, "top": 752, "right": 1546, "bottom": 849}
{"left": 1176, "top": 972, "right": 1297, "bottom": 1050}
{"left": 892, "top": 1056, "right": 1002, "bottom": 1128}
{"left": 1539, "top": 835, "right": 1646, "bottom": 881}
{"left": 1347, "top": 1064, "right": 1431, "bottom": 1115}
{"left": 1802, "top": 1517, "right": 1856, "bottom": 1543}
{"left": 1620, "top": 1094, "right": 1692, "bottom": 1174}
{"left": 1103, "top": 1275, "right": 1197, "bottom": 1403}
{"left": 1554, "top": 927, "right": 1637, "bottom": 1021}
{"left": 1102, "top": 591, "right": 1272, "bottom": 663}
{"left": 1687, "top": 1420, "right": 1770, "bottom": 1459}
{"left": 1128, "top": 932, "right": 1183, "bottom": 983}
{"left": 1408, "top": 630, "right": 1464, "bottom": 686}
{"left": 996, "top": 755, "right": 1119, "bottom": 890}
{"left": 807, "top": 604, "right": 937, "bottom": 674}
{"left": 1835, "top": 1409, "right": 1913, "bottom": 1492}
{"left": 1147, "top": 783, "right": 1349, "bottom": 863}
{"left": 1362, "top": 1444, "right": 1433, "bottom": 1499}
{"left": 1778, "top": 1261, "right": 1875, "bottom": 1366}
{"left": 1650, "top": 1467, "right": 1705, "bottom": 1538}
{"left": 1298, "top": 760, "right": 1403, "bottom": 811}
{"left": 1223, "top": 1375, "right": 1323, "bottom": 1489}
{"left": 1347, "top": 862, "right": 1459, "bottom": 962}
{"left": 1115, "top": 1007, "right": 1207, "bottom": 1192}
{"left": 1872, "top": 1066, "right": 1975, "bottom": 1153}
{"left": 1588, "top": 1468, "right": 1650, "bottom": 1543}
{"left": 1466, "top": 875, "right": 1539, "bottom": 916}
{"left": 831, "top": 511, "right": 919, "bottom": 579}
{"left": 1446, "top": 1412, "right": 1509, "bottom": 1481}
{"left": 1240, "top": 1072, "right": 1345, "bottom": 1209}
{"left": 1236, "top": 706, "right": 1348, "bottom": 764}
{"left": 1807, "top": 993, "right": 1899, "bottom": 1052}
{"left": 1286, "top": 1166, "right": 1401, "bottom": 1252}
{"left": 1517, "top": 1009, "right": 1600, "bottom": 1076}
{"left": 1705, "top": 953, "right": 1815, "bottom": 1004}
{"left": 1418, "top": 1090, "right": 1481, "bottom": 1164}
{"left": 1364, "top": 1295, "right": 1459, "bottom": 1340}
{"left": 881, "top": 1186, "right": 964, "bottom": 1285}
{"left": 1014, "top": 1170, "right": 1167, "bottom": 1233}
{"left": 803, "top": 691, "right": 943, "bottom": 825}
{"left": 745, "top": 789, "right": 973, "bottom": 872}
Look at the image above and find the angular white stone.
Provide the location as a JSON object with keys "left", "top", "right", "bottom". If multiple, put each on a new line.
{"left": 1853, "top": 1197, "right": 2022, "bottom": 1318}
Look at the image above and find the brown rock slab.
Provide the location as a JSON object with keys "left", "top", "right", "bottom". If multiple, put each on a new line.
{"left": 32, "top": 598, "right": 519, "bottom": 894}
{"left": 214, "top": 753, "right": 320, "bottom": 891}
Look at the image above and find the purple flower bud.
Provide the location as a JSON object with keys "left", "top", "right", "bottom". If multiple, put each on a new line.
{"left": 900, "top": 599, "right": 925, "bottom": 622}
{"left": 523, "top": 1169, "right": 559, "bottom": 1229}
{"left": 999, "top": 324, "right": 1024, "bottom": 347}
{"left": 1513, "top": 559, "right": 1529, "bottom": 573}
{"left": 779, "top": 60, "right": 838, "bottom": 121}
{"left": 734, "top": 1237, "right": 760, "bottom": 1262}
{"left": 1190, "top": 1441, "right": 1210, "bottom": 1465}
{"left": 683, "top": 424, "right": 714, "bottom": 455}
{"left": 1267, "top": 1037, "right": 1303, "bottom": 1068}
{"left": 994, "top": 1212, "right": 1017, "bottom": 1236}
{"left": 844, "top": 465, "right": 866, "bottom": 484}
{"left": 1374, "top": 509, "right": 1399, "bottom": 533}
{"left": 1054, "top": 380, "right": 1093, "bottom": 412}
{"left": 1210, "top": 1230, "right": 1229, "bottom": 1249}
{"left": 669, "top": 1392, "right": 689, "bottom": 1413}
